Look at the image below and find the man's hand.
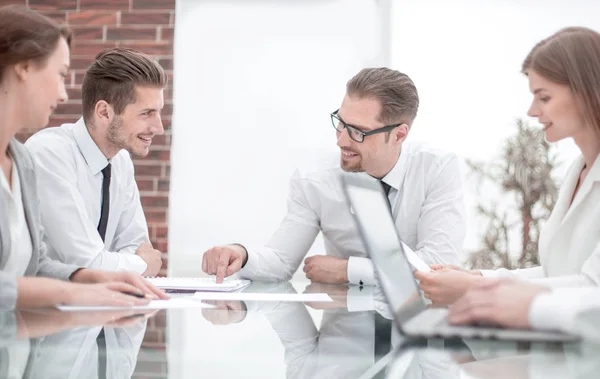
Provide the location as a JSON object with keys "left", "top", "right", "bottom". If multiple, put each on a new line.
{"left": 448, "top": 279, "right": 550, "bottom": 328}
{"left": 303, "top": 255, "right": 348, "bottom": 284}
{"left": 429, "top": 264, "right": 479, "bottom": 275}
{"left": 414, "top": 268, "right": 484, "bottom": 306}
{"left": 136, "top": 243, "right": 163, "bottom": 277}
{"left": 63, "top": 282, "right": 153, "bottom": 307}
{"left": 70, "top": 269, "right": 169, "bottom": 300}
{"left": 202, "top": 244, "right": 248, "bottom": 283}
{"left": 303, "top": 282, "right": 348, "bottom": 309}
{"left": 202, "top": 300, "right": 247, "bottom": 325}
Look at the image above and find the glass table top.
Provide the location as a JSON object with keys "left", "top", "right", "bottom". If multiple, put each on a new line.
{"left": 0, "top": 281, "right": 598, "bottom": 379}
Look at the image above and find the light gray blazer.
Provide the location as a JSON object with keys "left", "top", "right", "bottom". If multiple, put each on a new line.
{"left": 0, "top": 139, "right": 80, "bottom": 311}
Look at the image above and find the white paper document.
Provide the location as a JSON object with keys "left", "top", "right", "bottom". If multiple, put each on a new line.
{"left": 57, "top": 298, "right": 214, "bottom": 312}
{"left": 193, "top": 292, "right": 333, "bottom": 302}
{"left": 401, "top": 241, "right": 432, "bottom": 272}
{"left": 146, "top": 276, "right": 251, "bottom": 292}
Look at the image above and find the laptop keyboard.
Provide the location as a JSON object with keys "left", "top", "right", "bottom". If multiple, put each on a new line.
{"left": 408, "top": 309, "right": 503, "bottom": 339}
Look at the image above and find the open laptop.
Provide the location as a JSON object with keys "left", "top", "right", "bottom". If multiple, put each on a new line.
{"left": 341, "top": 173, "right": 578, "bottom": 342}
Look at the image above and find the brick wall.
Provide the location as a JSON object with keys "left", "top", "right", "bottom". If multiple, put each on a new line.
{"left": 1, "top": 0, "right": 174, "bottom": 373}
{"left": 4, "top": 0, "right": 174, "bottom": 277}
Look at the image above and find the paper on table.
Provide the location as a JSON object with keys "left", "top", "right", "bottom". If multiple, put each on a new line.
{"left": 193, "top": 292, "right": 333, "bottom": 302}
{"left": 57, "top": 298, "right": 214, "bottom": 312}
{"left": 401, "top": 241, "right": 432, "bottom": 272}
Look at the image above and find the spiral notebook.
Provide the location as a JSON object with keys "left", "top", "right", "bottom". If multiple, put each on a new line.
{"left": 147, "top": 276, "right": 251, "bottom": 292}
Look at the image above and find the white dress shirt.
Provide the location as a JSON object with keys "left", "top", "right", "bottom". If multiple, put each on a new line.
{"left": 529, "top": 287, "right": 600, "bottom": 341}
{"left": 239, "top": 141, "right": 466, "bottom": 285}
{"left": 481, "top": 153, "right": 600, "bottom": 288}
{"left": 24, "top": 118, "right": 150, "bottom": 274}
{"left": 0, "top": 156, "right": 33, "bottom": 276}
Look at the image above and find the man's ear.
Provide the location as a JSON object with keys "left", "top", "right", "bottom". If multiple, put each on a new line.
{"left": 393, "top": 124, "right": 409, "bottom": 145}
{"left": 94, "top": 100, "right": 113, "bottom": 123}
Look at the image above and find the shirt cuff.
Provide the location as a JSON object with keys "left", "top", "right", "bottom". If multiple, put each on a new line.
{"left": 346, "top": 285, "right": 375, "bottom": 312}
{"left": 123, "top": 253, "right": 148, "bottom": 275}
{"left": 238, "top": 245, "right": 258, "bottom": 280}
{"left": 347, "top": 257, "right": 376, "bottom": 286}
{"left": 479, "top": 268, "right": 514, "bottom": 278}
{"left": 528, "top": 290, "right": 578, "bottom": 332}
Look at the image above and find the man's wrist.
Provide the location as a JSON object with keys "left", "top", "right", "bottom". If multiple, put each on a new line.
{"left": 341, "top": 259, "right": 349, "bottom": 283}
{"left": 70, "top": 269, "right": 103, "bottom": 284}
{"left": 54, "top": 280, "right": 74, "bottom": 305}
{"left": 231, "top": 243, "right": 248, "bottom": 267}
{"left": 69, "top": 268, "right": 88, "bottom": 283}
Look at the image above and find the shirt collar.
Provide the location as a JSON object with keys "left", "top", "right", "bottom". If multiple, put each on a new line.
{"left": 381, "top": 149, "right": 408, "bottom": 191}
{"left": 73, "top": 117, "right": 109, "bottom": 176}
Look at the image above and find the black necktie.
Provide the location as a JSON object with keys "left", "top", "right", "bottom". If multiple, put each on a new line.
{"left": 374, "top": 179, "right": 393, "bottom": 368}
{"left": 380, "top": 180, "right": 392, "bottom": 210}
{"left": 97, "top": 329, "right": 107, "bottom": 379}
{"left": 96, "top": 164, "right": 111, "bottom": 379}
{"left": 97, "top": 163, "right": 111, "bottom": 242}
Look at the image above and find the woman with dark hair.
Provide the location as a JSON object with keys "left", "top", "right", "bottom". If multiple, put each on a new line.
{"left": 416, "top": 27, "right": 600, "bottom": 306}
{"left": 0, "top": 5, "right": 167, "bottom": 310}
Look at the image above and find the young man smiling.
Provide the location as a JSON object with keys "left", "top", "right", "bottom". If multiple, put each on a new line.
{"left": 203, "top": 68, "right": 466, "bottom": 286}
{"left": 25, "top": 48, "right": 166, "bottom": 277}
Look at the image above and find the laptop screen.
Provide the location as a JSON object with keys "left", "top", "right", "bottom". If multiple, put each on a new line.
{"left": 342, "top": 174, "right": 427, "bottom": 327}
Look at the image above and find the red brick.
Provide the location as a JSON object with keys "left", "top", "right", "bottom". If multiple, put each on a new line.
{"left": 160, "top": 117, "right": 171, "bottom": 129}
{"left": 144, "top": 210, "right": 167, "bottom": 223}
{"left": 29, "top": 0, "right": 77, "bottom": 11}
{"left": 160, "top": 27, "right": 173, "bottom": 41}
{"left": 157, "top": 180, "right": 170, "bottom": 192}
{"left": 68, "top": 11, "right": 117, "bottom": 25}
{"left": 132, "top": 0, "right": 175, "bottom": 10}
{"left": 157, "top": 267, "right": 168, "bottom": 277}
{"left": 135, "top": 360, "right": 166, "bottom": 373}
{"left": 40, "top": 11, "right": 67, "bottom": 24}
{"left": 48, "top": 116, "right": 78, "bottom": 127}
{"left": 66, "top": 87, "right": 82, "bottom": 101}
{"left": 163, "top": 85, "right": 173, "bottom": 99}
{"left": 155, "top": 240, "right": 168, "bottom": 253}
{"left": 157, "top": 58, "right": 172, "bottom": 71}
{"left": 71, "top": 42, "right": 116, "bottom": 57}
{"left": 80, "top": 0, "right": 129, "bottom": 10}
{"left": 162, "top": 165, "right": 170, "bottom": 178}
{"left": 118, "top": 42, "right": 172, "bottom": 56}
{"left": 137, "top": 179, "right": 155, "bottom": 192}
{"left": 71, "top": 27, "right": 104, "bottom": 41}
{"left": 53, "top": 102, "right": 82, "bottom": 116}
{"left": 0, "top": 0, "right": 25, "bottom": 5}
{"left": 141, "top": 195, "right": 168, "bottom": 208}
{"left": 154, "top": 311, "right": 166, "bottom": 328}
{"left": 142, "top": 329, "right": 163, "bottom": 344}
{"left": 161, "top": 103, "right": 173, "bottom": 116}
{"left": 140, "top": 341, "right": 166, "bottom": 349}
{"left": 106, "top": 27, "right": 157, "bottom": 41}
{"left": 145, "top": 149, "right": 170, "bottom": 160}
{"left": 134, "top": 164, "right": 162, "bottom": 176}
{"left": 150, "top": 135, "right": 168, "bottom": 146}
{"left": 73, "top": 71, "right": 86, "bottom": 85}
{"left": 121, "top": 12, "right": 171, "bottom": 25}
{"left": 155, "top": 226, "right": 168, "bottom": 239}
{"left": 70, "top": 57, "right": 93, "bottom": 71}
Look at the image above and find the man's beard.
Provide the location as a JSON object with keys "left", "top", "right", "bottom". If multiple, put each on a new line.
{"left": 340, "top": 153, "right": 364, "bottom": 172}
{"left": 106, "top": 116, "right": 127, "bottom": 152}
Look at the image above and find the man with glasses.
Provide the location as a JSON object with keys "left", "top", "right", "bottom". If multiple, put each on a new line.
{"left": 203, "top": 68, "right": 466, "bottom": 287}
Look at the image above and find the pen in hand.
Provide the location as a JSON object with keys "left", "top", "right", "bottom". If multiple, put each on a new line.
{"left": 122, "top": 292, "right": 153, "bottom": 300}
